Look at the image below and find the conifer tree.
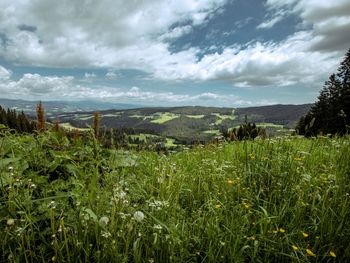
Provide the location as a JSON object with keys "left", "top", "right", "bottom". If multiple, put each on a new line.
{"left": 36, "top": 101, "right": 46, "bottom": 132}
{"left": 297, "top": 48, "right": 350, "bottom": 135}
{"left": 93, "top": 111, "right": 100, "bottom": 138}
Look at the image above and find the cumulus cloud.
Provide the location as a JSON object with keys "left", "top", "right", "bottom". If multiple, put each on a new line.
{"left": 264, "top": 0, "right": 350, "bottom": 52}
{"left": 150, "top": 31, "right": 340, "bottom": 87}
{"left": 0, "top": 65, "right": 12, "bottom": 79}
{"left": 0, "top": 0, "right": 348, "bottom": 92}
{"left": 0, "top": 65, "right": 260, "bottom": 106}
{"left": 0, "top": 0, "right": 227, "bottom": 67}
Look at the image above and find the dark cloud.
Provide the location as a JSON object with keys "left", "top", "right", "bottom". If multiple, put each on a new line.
{"left": 17, "top": 24, "right": 37, "bottom": 32}
{"left": 310, "top": 24, "right": 350, "bottom": 52}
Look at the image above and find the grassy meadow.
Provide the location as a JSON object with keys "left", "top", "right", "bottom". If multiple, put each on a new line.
{"left": 1, "top": 130, "right": 350, "bottom": 262}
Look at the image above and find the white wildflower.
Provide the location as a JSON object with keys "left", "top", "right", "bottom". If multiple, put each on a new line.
{"left": 133, "top": 211, "right": 145, "bottom": 222}
{"left": 101, "top": 231, "right": 111, "bottom": 238}
{"left": 7, "top": 218, "right": 15, "bottom": 226}
{"left": 99, "top": 216, "right": 109, "bottom": 226}
{"left": 153, "top": 224, "right": 162, "bottom": 231}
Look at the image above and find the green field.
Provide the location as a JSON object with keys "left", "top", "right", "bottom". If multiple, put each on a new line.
{"left": 212, "top": 113, "right": 236, "bottom": 125}
{"left": 150, "top": 113, "right": 179, "bottom": 124}
{"left": 186, "top": 114, "right": 205, "bottom": 119}
{"left": 202, "top": 129, "right": 221, "bottom": 135}
{"left": 60, "top": 122, "right": 90, "bottom": 131}
{"left": 1, "top": 131, "right": 349, "bottom": 262}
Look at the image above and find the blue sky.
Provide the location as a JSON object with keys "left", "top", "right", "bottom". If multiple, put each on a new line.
{"left": 0, "top": 0, "right": 349, "bottom": 107}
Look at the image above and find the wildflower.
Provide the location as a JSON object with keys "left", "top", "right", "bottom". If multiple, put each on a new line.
{"left": 329, "top": 251, "right": 336, "bottom": 258}
{"left": 49, "top": 201, "right": 56, "bottom": 209}
{"left": 306, "top": 249, "right": 316, "bottom": 257}
{"left": 7, "top": 218, "right": 15, "bottom": 226}
{"left": 99, "top": 216, "right": 109, "bottom": 226}
{"left": 215, "top": 204, "right": 222, "bottom": 209}
{"left": 101, "top": 231, "right": 111, "bottom": 238}
{"left": 133, "top": 211, "right": 145, "bottom": 222}
{"left": 242, "top": 202, "right": 250, "bottom": 209}
{"left": 220, "top": 241, "right": 225, "bottom": 246}
{"left": 272, "top": 230, "right": 278, "bottom": 234}
{"left": 294, "top": 157, "right": 302, "bottom": 161}
{"left": 52, "top": 256, "right": 56, "bottom": 262}
{"left": 302, "top": 232, "right": 309, "bottom": 238}
{"left": 279, "top": 228, "right": 286, "bottom": 233}
{"left": 30, "top": 184, "right": 36, "bottom": 189}
{"left": 153, "top": 224, "right": 162, "bottom": 231}
{"left": 292, "top": 245, "right": 299, "bottom": 251}
{"left": 8, "top": 166, "right": 13, "bottom": 171}
{"left": 227, "top": 180, "right": 234, "bottom": 184}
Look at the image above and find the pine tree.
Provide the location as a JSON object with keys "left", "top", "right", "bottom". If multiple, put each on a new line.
{"left": 297, "top": 48, "right": 350, "bottom": 135}
{"left": 36, "top": 101, "right": 46, "bottom": 132}
{"left": 93, "top": 111, "right": 100, "bottom": 138}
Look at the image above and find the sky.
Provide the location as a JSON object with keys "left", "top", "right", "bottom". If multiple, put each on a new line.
{"left": 0, "top": 0, "right": 349, "bottom": 107}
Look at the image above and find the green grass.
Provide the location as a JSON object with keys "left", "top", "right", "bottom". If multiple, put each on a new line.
{"left": 102, "top": 113, "right": 122, "bottom": 118}
{"left": 60, "top": 122, "right": 90, "bottom": 131}
{"left": 212, "top": 113, "right": 236, "bottom": 125}
{"left": 1, "top": 131, "right": 350, "bottom": 262}
{"left": 256, "top": 122, "right": 284, "bottom": 129}
{"left": 151, "top": 113, "right": 179, "bottom": 124}
{"left": 165, "top": 138, "right": 177, "bottom": 147}
{"left": 202, "top": 129, "right": 221, "bottom": 135}
{"left": 186, "top": 114, "right": 205, "bottom": 119}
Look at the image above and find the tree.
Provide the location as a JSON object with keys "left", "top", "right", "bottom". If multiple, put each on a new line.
{"left": 296, "top": 48, "right": 350, "bottom": 136}
{"left": 93, "top": 111, "right": 100, "bottom": 139}
{"left": 36, "top": 101, "right": 46, "bottom": 132}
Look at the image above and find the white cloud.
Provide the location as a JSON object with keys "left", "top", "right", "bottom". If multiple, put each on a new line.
{"left": 0, "top": 64, "right": 265, "bottom": 106}
{"left": 0, "top": 65, "right": 12, "bottom": 79}
{"left": 257, "top": 15, "right": 284, "bottom": 29}
{"left": 159, "top": 25, "right": 193, "bottom": 40}
{"left": 0, "top": 0, "right": 227, "bottom": 67}
{"left": 0, "top": 0, "right": 348, "bottom": 92}
{"left": 84, "top": 72, "right": 96, "bottom": 79}
{"left": 105, "top": 70, "right": 118, "bottom": 79}
{"left": 264, "top": 0, "right": 350, "bottom": 52}
{"left": 149, "top": 31, "right": 340, "bottom": 87}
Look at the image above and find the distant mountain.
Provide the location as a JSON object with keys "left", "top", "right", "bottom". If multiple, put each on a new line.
{"left": 236, "top": 104, "right": 313, "bottom": 128}
{"left": 0, "top": 98, "right": 142, "bottom": 116}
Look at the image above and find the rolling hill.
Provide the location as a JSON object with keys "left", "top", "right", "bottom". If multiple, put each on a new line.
{"left": 0, "top": 99, "right": 312, "bottom": 144}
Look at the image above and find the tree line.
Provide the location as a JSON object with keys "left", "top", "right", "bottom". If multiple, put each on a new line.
{"left": 0, "top": 106, "right": 36, "bottom": 133}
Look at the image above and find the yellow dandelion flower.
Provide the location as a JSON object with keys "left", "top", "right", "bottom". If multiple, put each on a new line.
{"left": 306, "top": 249, "right": 316, "bottom": 257}
{"left": 294, "top": 157, "right": 302, "bottom": 161}
{"left": 227, "top": 180, "right": 234, "bottom": 184}
{"left": 215, "top": 204, "right": 222, "bottom": 209}
{"left": 292, "top": 245, "right": 299, "bottom": 251}
{"left": 329, "top": 251, "right": 336, "bottom": 258}
{"left": 302, "top": 232, "right": 309, "bottom": 238}
{"left": 279, "top": 228, "right": 286, "bottom": 233}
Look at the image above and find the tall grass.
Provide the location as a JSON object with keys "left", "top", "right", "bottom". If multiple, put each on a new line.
{"left": 0, "top": 131, "right": 349, "bottom": 262}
